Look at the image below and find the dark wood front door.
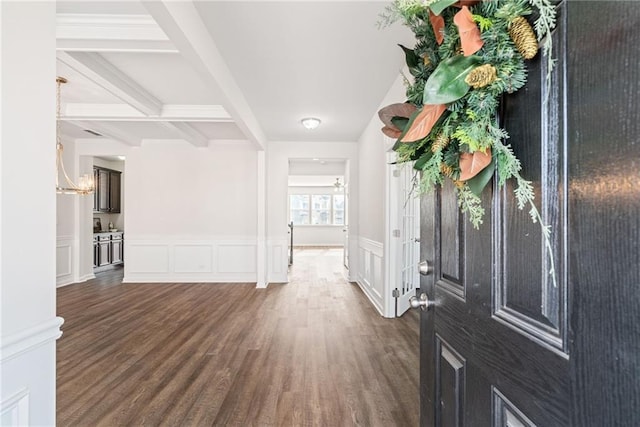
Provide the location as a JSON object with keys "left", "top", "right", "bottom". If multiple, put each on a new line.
{"left": 419, "top": 2, "right": 640, "bottom": 426}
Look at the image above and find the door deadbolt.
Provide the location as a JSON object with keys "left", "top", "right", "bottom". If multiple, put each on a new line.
{"left": 419, "top": 260, "right": 433, "bottom": 276}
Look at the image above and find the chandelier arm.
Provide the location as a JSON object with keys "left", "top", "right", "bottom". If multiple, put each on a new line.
{"left": 56, "top": 77, "right": 95, "bottom": 195}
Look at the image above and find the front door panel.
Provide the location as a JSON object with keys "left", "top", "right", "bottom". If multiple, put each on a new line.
{"left": 420, "top": 2, "right": 570, "bottom": 425}
{"left": 420, "top": 2, "right": 640, "bottom": 425}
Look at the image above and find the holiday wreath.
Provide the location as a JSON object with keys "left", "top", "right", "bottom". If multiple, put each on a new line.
{"left": 378, "top": 0, "right": 557, "bottom": 230}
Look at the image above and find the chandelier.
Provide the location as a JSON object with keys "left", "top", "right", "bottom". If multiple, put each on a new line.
{"left": 56, "top": 77, "right": 94, "bottom": 195}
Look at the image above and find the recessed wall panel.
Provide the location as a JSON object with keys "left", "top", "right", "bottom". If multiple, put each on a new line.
{"left": 174, "top": 245, "right": 212, "bottom": 273}
{"left": 493, "top": 5, "right": 568, "bottom": 354}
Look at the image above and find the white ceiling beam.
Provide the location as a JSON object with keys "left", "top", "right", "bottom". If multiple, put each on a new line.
{"left": 69, "top": 121, "right": 141, "bottom": 146}
{"left": 143, "top": 1, "right": 267, "bottom": 150}
{"left": 159, "top": 122, "right": 209, "bottom": 147}
{"left": 62, "top": 103, "right": 232, "bottom": 122}
{"left": 57, "top": 51, "right": 163, "bottom": 116}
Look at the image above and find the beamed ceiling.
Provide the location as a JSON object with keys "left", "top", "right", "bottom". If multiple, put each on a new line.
{"left": 56, "top": 1, "right": 414, "bottom": 149}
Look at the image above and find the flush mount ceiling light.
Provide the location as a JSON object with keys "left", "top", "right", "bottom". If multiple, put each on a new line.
{"left": 301, "top": 117, "right": 321, "bottom": 130}
{"left": 56, "top": 77, "right": 95, "bottom": 195}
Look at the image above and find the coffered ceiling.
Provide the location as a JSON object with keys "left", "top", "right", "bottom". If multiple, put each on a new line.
{"left": 56, "top": 1, "right": 414, "bottom": 149}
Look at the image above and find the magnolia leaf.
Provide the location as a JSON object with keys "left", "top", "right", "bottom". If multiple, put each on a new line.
{"left": 414, "top": 150, "right": 434, "bottom": 170}
{"left": 459, "top": 148, "right": 492, "bottom": 181}
{"left": 466, "top": 156, "right": 495, "bottom": 196}
{"left": 399, "top": 44, "right": 420, "bottom": 69}
{"left": 390, "top": 108, "right": 422, "bottom": 151}
{"left": 453, "top": 6, "right": 484, "bottom": 56}
{"left": 429, "top": 11, "right": 445, "bottom": 45}
{"left": 391, "top": 116, "right": 410, "bottom": 131}
{"left": 382, "top": 126, "right": 403, "bottom": 139}
{"left": 423, "top": 55, "right": 482, "bottom": 105}
{"left": 378, "top": 103, "right": 417, "bottom": 128}
{"left": 429, "top": 0, "right": 459, "bottom": 16}
{"left": 400, "top": 104, "right": 447, "bottom": 143}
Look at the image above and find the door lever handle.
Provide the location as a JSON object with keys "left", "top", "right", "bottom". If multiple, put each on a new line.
{"left": 409, "top": 293, "right": 433, "bottom": 311}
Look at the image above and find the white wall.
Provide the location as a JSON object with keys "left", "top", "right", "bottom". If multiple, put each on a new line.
{"left": 123, "top": 142, "right": 259, "bottom": 282}
{"left": 355, "top": 75, "right": 407, "bottom": 317}
{"left": 0, "top": 3, "right": 62, "bottom": 425}
{"left": 268, "top": 141, "right": 358, "bottom": 283}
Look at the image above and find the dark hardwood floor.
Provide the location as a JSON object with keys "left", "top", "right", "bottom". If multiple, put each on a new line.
{"left": 57, "top": 248, "right": 419, "bottom": 426}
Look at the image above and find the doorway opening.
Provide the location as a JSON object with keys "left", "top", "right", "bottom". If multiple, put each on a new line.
{"left": 287, "top": 158, "right": 349, "bottom": 277}
{"left": 90, "top": 155, "right": 126, "bottom": 277}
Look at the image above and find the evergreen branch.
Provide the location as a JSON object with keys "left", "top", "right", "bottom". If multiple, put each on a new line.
{"left": 513, "top": 169, "right": 558, "bottom": 289}
{"left": 419, "top": 151, "right": 444, "bottom": 192}
{"left": 456, "top": 185, "right": 484, "bottom": 228}
{"left": 528, "top": 0, "right": 557, "bottom": 92}
{"left": 494, "top": 139, "right": 557, "bottom": 287}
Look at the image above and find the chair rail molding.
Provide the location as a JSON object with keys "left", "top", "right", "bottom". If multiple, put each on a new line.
{"left": 0, "top": 317, "right": 64, "bottom": 363}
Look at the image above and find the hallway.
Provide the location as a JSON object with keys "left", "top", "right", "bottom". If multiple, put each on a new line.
{"left": 57, "top": 247, "right": 419, "bottom": 426}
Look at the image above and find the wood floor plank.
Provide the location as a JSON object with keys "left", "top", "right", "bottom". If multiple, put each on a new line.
{"left": 57, "top": 248, "right": 419, "bottom": 426}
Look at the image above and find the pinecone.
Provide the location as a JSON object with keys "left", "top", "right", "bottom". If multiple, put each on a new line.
{"left": 509, "top": 16, "right": 538, "bottom": 60}
{"left": 431, "top": 133, "right": 450, "bottom": 153}
{"left": 465, "top": 64, "right": 497, "bottom": 89}
{"left": 440, "top": 163, "right": 454, "bottom": 177}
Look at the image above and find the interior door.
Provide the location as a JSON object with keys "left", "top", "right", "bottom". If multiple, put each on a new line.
{"left": 397, "top": 163, "right": 421, "bottom": 316}
{"left": 418, "top": 2, "right": 640, "bottom": 426}
{"left": 343, "top": 186, "right": 349, "bottom": 270}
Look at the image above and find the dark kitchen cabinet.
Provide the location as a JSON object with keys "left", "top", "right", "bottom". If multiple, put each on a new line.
{"left": 93, "top": 232, "right": 124, "bottom": 271}
{"left": 92, "top": 236, "right": 98, "bottom": 268}
{"left": 93, "top": 166, "right": 121, "bottom": 213}
{"left": 97, "top": 235, "right": 111, "bottom": 267}
{"left": 109, "top": 171, "right": 121, "bottom": 213}
{"left": 110, "top": 233, "right": 123, "bottom": 265}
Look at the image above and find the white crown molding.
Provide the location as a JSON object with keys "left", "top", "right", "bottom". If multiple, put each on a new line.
{"left": 159, "top": 121, "right": 209, "bottom": 147}
{"left": 63, "top": 103, "right": 145, "bottom": 119}
{"left": 57, "top": 51, "right": 163, "bottom": 116}
{"left": 161, "top": 105, "right": 231, "bottom": 121}
{"left": 57, "top": 39, "right": 178, "bottom": 54}
{"left": 144, "top": 1, "right": 267, "bottom": 150}
{"left": 62, "top": 103, "right": 232, "bottom": 122}
{"left": 69, "top": 121, "right": 141, "bottom": 146}
{"left": 57, "top": 14, "right": 169, "bottom": 42}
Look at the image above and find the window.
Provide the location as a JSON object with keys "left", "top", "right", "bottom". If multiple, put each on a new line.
{"left": 289, "top": 193, "right": 345, "bottom": 225}
{"left": 290, "top": 195, "right": 310, "bottom": 225}
{"left": 333, "top": 195, "right": 345, "bottom": 224}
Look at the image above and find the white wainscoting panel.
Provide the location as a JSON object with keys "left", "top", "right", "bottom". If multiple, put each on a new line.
{"left": 218, "top": 243, "right": 256, "bottom": 274}
{"left": 355, "top": 237, "right": 385, "bottom": 316}
{"left": 1, "top": 317, "right": 64, "bottom": 426}
{"left": 267, "top": 238, "right": 289, "bottom": 283}
{"left": 127, "top": 243, "right": 170, "bottom": 274}
{"left": 124, "top": 237, "right": 258, "bottom": 283}
{"left": 0, "top": 388, "right": 29, "bottom": 427}
{"left": 174, "top": 244, "right": 213, "bottom": 273}
{"left": 56, "top": 236, "right": 75, "bottom": 287}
